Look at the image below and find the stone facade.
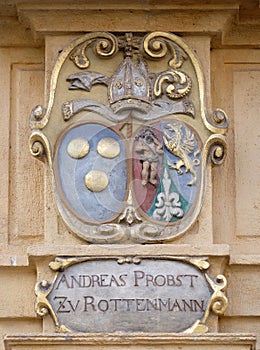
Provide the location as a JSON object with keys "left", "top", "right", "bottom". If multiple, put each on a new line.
{"left": 0, "top": 1, "right": 259, "bottom": 349}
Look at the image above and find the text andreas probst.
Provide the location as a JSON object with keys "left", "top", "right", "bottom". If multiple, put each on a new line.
{"left": 52, "top": 270, "right": 207, "bottom": 314}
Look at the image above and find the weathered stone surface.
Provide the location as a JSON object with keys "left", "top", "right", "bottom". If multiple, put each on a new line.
{"left": 3, "top": 334, "right": 257, "bottom": 350}
{"left": 39, "top": 258, "right": 222, "bottom": 333}
{"left": 0, "top": 1, "right": 260, "bottom": 350}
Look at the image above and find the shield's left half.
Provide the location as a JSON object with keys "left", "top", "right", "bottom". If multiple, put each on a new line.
{"left": 54, "top": 122, "right": 128, "bottom": 225}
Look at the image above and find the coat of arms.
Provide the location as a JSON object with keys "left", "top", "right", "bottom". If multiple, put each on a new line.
{"left": 29, "top": 32, "right": 228, "bottom": 243}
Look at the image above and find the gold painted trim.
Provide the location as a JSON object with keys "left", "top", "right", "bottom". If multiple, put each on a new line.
{"left": 35, "top": 256, "right": 228, "bottom": 334}
{"left": 48, "top": 255, "right": 210, "bottom": 271}
{"left": 203, "top": 274, "right": 228, "bottom": 318}
{"left": 30, "top": 32, "right": 118, "bottom": 130}
{"left": 29, "top": 31, "right": 229, "bottom": 243}
{"left": 34, "top": 279, "right": 59, "bottom": 328}
{"left": 29, "top": 130, "right": 52, "bottom": 167}
{"left": 184, "top": 320, "right": 208, "bottom": 334}
{"left": 142, "top": 31, "right": 229, "bottom": 134}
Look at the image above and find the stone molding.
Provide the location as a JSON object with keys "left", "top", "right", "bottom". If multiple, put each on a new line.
{"left": 16, "top": 3, "right": 237, "bottom": 36}
{"left": 0, "top": 1, "right": 259, "bottom": 47}
{"left": 4, "top": 333, "right": 256, "bottom": 349}
{"left": 27, "top": 243, "right": 230, "bottom": 259}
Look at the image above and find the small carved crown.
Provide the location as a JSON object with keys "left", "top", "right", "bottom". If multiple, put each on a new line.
{"left": 108, "top": 57, "right": 151, "bottom": 113}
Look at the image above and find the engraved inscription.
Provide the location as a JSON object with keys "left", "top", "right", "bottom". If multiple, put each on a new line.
{"left": 43, "top": 258, "right": 217, "bottom": 333}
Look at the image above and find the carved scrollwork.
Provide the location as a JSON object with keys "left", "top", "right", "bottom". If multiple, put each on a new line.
{"left": 82, "top": 224, "right": 127, "bottom": 244}
{"left": 31, "top": 141, "right": 44, "bottom": 158}
{"left": 29, "top": 31, "right": 229, "bottom": 244}
{"left": 141, "top": 224, "right": 162, "bottom": 238}
{"left": 211, "top": 295, "right": 228, "bottom": 315}
{"left": 133, "top": 223, "right": 162, "bottom": 240}
{"left": 29, "top": 131, "right": 52, "bottom": 166}
{"left": 154, "top": 70, "right": 192, "bottom": 100}
{"left": 207, "top": 108, "right": 229, "bottom": 133}
{"left": 96, "top": 223, "right": 126, "bottom": 238}
{"left": 35, "top": 280, "right": 59, "bottom": 326}
{"left": 204, "top": 134, "right": 227, "bottom": 166}
{"left": 143, "top": 32, "right": 187, "bottom": 69}
{"left": 204, "top": 274, "right": 228, "bottom": 317}
{"left": 29, "top": 104, "right": 47, "bottom": 129}
{"left": 94, "top": 36, "right": 118, "bottom": 57}
{"left": 49, "top": 257, "right": 92, "bottom": 272}
{"left": 37, "top": 306, "right": 49, "bottom": 317}
{"left": 180, "top": 258, "right": 210, "bottom": 271}
{"left": 70, "top": 33, "right": 118, "bottom": 69}
{"left": 210, "top": 144, "right": 226, "bottom": 165}
{"left": 70, "top": 42, "right": 91, "bottom": 69}
{"left": 36, "top": 256, "right": 228, "bottom": 334}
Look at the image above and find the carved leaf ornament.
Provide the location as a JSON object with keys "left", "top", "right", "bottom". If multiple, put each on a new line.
{"left": 29, "top": 31, "right": 228, "bottom": 243}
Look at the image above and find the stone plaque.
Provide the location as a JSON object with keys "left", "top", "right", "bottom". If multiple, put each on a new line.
{"left": 35, "top": 257, "right": 227, "bottom": 333}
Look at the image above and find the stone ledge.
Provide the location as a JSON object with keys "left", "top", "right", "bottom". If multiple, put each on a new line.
{"left": 0, "top": 244, "right": 231, "bottom": 267}
{"left": 229, "top": 254, "right": 260, "bottom": 265}
{"left": 4, "top": 333, "right": 256, "bottom": 349}
{"left": 16, "top": 2, "right": 238, "bottom": 38}
{"left": 0, "top": 245, "right": 28, "bottom": 266}
{"left": 27, "top": 243, "right": 230, "bottom": 258}
{"left": 4, "top": 245, "right": 260, "bottom": 267}
{"left": 18, "top": 10, "right": 235, "bottom": 35}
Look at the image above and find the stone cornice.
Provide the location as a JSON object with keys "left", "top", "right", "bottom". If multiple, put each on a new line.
{"left": 0, "top": 1, "right": 259, "bottom": 47}
{"left": 16, "top": 2, "right": 237, "bottom": 36}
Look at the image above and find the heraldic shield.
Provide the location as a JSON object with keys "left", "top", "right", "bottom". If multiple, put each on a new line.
{"left": 29, "top": 32, "right": 228, "bottom": 243}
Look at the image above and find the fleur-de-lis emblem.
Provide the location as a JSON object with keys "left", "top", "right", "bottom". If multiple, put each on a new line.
{"left": 153, "top": 169, "right": 184, "bottom": 222}
{"left": 29, "top": 31, "right": 228, "bottom": 243}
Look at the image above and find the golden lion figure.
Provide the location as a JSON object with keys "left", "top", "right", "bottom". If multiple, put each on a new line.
{"left": 163, "top": 123, "right": 200, "bottom": 186}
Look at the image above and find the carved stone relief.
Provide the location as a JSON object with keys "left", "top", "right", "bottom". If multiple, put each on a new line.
{"left": 29, "top": 31, "right": 228, "bottom": 243}
{"left": 35, "top": 256, "right": 228, "bottom": 333}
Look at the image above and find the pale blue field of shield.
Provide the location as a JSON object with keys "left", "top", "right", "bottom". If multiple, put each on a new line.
{"left": 56, "top": 123, "right": 127, "bottom": 223}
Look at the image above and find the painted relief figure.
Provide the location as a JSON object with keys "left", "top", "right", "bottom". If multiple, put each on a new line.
{"left": 133, "top": 121, "right": 201, "bottom": 224}
{"left": 29, "top": 31, "right": 228, "bottom": 243}
{"left": 135, "top": 128, "right": 164, "bottom": 186}
{"left": 163, "top": 122, "right": 200, "bottom": 186}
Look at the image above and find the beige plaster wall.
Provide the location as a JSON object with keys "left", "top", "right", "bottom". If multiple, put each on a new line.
{"left": 0, "top": 1, "right": 259, "bottom": 349}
